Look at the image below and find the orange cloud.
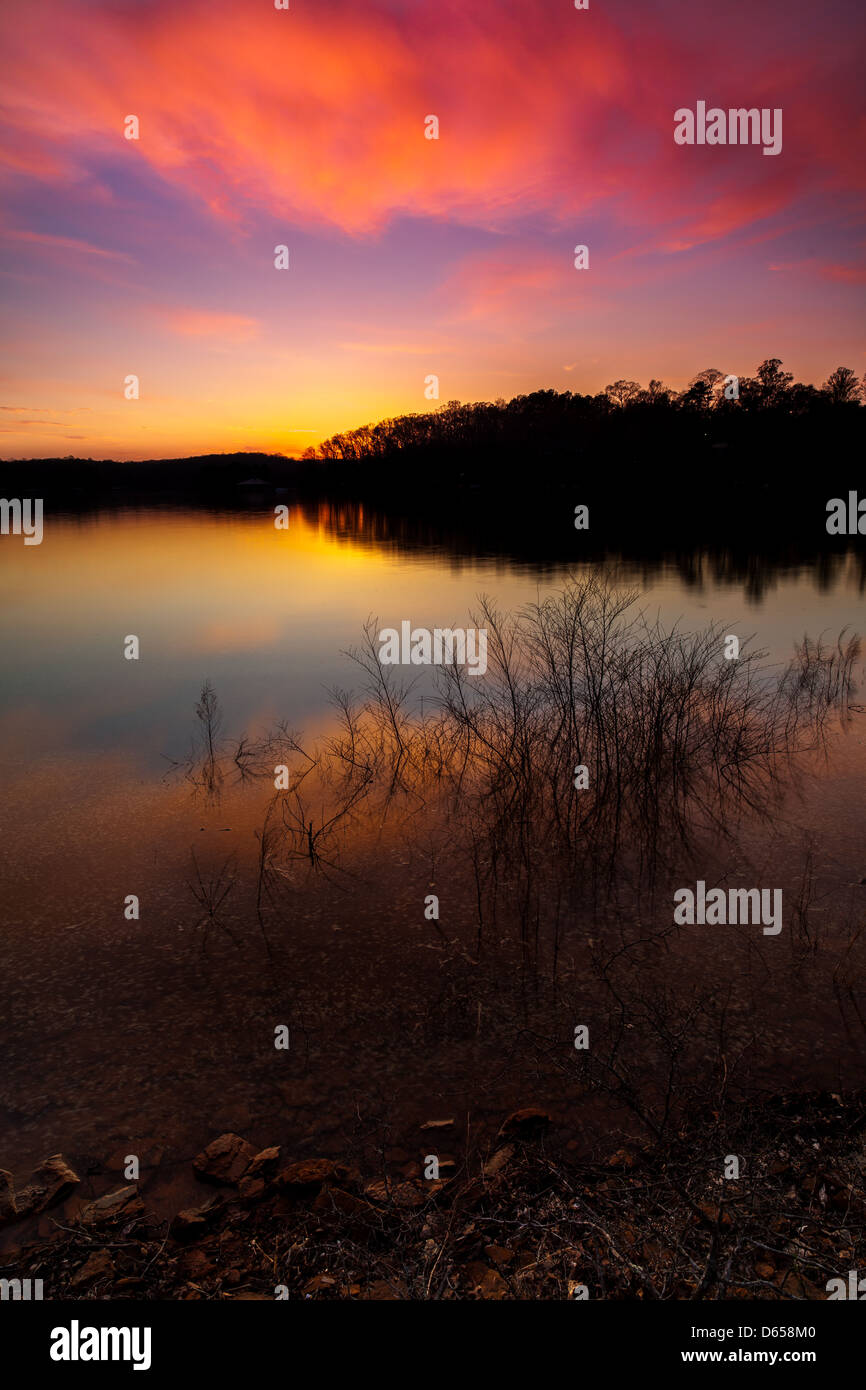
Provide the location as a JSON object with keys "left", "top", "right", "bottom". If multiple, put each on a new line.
{"left": 0, "top": 1, "right": 708, "bottom": 238}
{"left": 2, "top": 0, "right": 862, "bottom": 256}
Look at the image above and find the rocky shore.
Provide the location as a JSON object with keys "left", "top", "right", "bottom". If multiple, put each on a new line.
{"left": 2, "top": 1093, "right": 864, "bottom": 1300}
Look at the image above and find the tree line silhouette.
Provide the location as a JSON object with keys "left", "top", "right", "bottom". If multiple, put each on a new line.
{"left": 3, "top": 360, "right": 863, "bottom": 554}
{"left": 307, "top": 359, "right": 864, "bottom": 465}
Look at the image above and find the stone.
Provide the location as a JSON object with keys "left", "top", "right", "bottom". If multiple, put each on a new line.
{"left": 363, "top": 1179, "right": 391, "bottom": 1202}
{"left": 463, "top": 1261, "right": 509, "bottom": 1298}
{"left": 359, "top": 1278, "right": 406, "bottom": 1300}
{"left": 484, "top": 1244, "right": 514, "bottom": 1267}
{"left": 70, "top": 1249, "right": 114, "bottom": 1287}
{"left": 179, "top": 1247, "right": 214, "bottom": 1279}
{"left": 246, "top": 1146, "right": 281, "bottom": 1178}
{"left": 277, "top": 1159, "right": 338, "bottom": 1189}
{"left": 607, "top": 1148, "right": 637, "bottom": 1170}
{"left": 171, "top": 1195, "right": 223, "bottom": 1239}
{"left": 304, "top": 1274, "right": 337, "bottom": 1293}
{"left": 80, "top": 1185, "right": 143, "bottom": 1226}
{"left": 392, "top": 1182, "right": 425, "bottom": 1209}
{"left": 483, "top": 1144, "right": 515, "bottom": 1177}
{"left": 499, "top": 1107, "right": 551, "bottom": 1140}
{"left": 15, "top": 1155, "right": 80, "bottom": 1216}
{"left": 192, "top": 1133, "right": 256, "bottom": 1186}
{"left": 238, "top": 1176, "right": 266, "bottom": 1203}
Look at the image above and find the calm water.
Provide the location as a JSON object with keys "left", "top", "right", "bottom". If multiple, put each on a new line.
{"left": 2, "top": 503, "right": 864, "bottom": 764}
{"left": 1, "top": 503, "right": 864, "bottom": 1200}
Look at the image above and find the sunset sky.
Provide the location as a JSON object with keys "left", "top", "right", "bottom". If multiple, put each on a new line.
{"left": 1, "top": 0, "right": 864, "bottom": 460}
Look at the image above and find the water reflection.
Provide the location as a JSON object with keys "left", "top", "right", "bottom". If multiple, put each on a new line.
{"left": 1, "top": 503, "right": 864, "bottom": 768}
{"left": 0, "top": 504, "right": 864, "bottom": 1178}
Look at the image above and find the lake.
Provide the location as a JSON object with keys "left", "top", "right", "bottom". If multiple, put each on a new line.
{"left": 1, "top": 502, "right": 864, "bottom": 1210}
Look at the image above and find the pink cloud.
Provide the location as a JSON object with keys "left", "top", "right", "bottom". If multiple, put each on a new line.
{"left": 1, "top": 0, "right": 860, "bottom": 249}
{"left": 159, "top": 309, "right": 261, "bottom": 342}
{"left": 0, "top": 227, "right": 135, "bottom": 261}
{"left": 769, "top": 258, "right": 866, "bottom": 285}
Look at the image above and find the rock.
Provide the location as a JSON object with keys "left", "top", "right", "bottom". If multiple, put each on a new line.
{"left": 363, "top": 1179, "right": 391, "bottom": 1202}
{"left": 80, "top": 1185, "right": 143, "bottom": 1227}
{"left": 304, "top": 1274, "right": 337, "bottom": 1294}
{"left": 463, "top": 1261, "right": 509, "bottom": 1298}
{"left": 422, "top": 1179, "right": 449, "bottom": 1198}
{"left": 777, "top": 1269, "right": 824, "bottom": 1300}
{"left": 0, "top": 1169, "right": 17, "bottom": 1225}
{"left": 246, "top": 1147, "right": 281, "bottom": 1178}
{"left": 364, "top": 1178, "right": 424, "bottom": 1208}
{"left": 238, "top": 1176, "right": 266, "bottom": 1203}
{"left": 498, "top": 1107, "right": 551, "bottom": 1140}
{"left": 193, "top": 1133, "right": 257, "bottom": 1186}
{"left": 277, "top": 1159, "right": 338, "bottom": 1189}
{"left": 179, "top": 1248, "right": 215, "bottom": 1279}
{"left": 15, "top": 1155, "right": 80, "bottom": 1216}
{"left": 483, "top": 1144, "right": 514, "bottom": 1177}
{"left": 607, "top": 1148, "right": 637, "bottom": 1170}
{"left": 359, "top": 1278, "right": 406, "bottom": 1300}
{"left": 70, "top": 1249, "right": 114, "bottom": 1287}
{"left": 392, "top": 1182, "right": 426, "bottom": 1209}
{"left": 171, "top": 1194, "right": 223, "bottom": 1239}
